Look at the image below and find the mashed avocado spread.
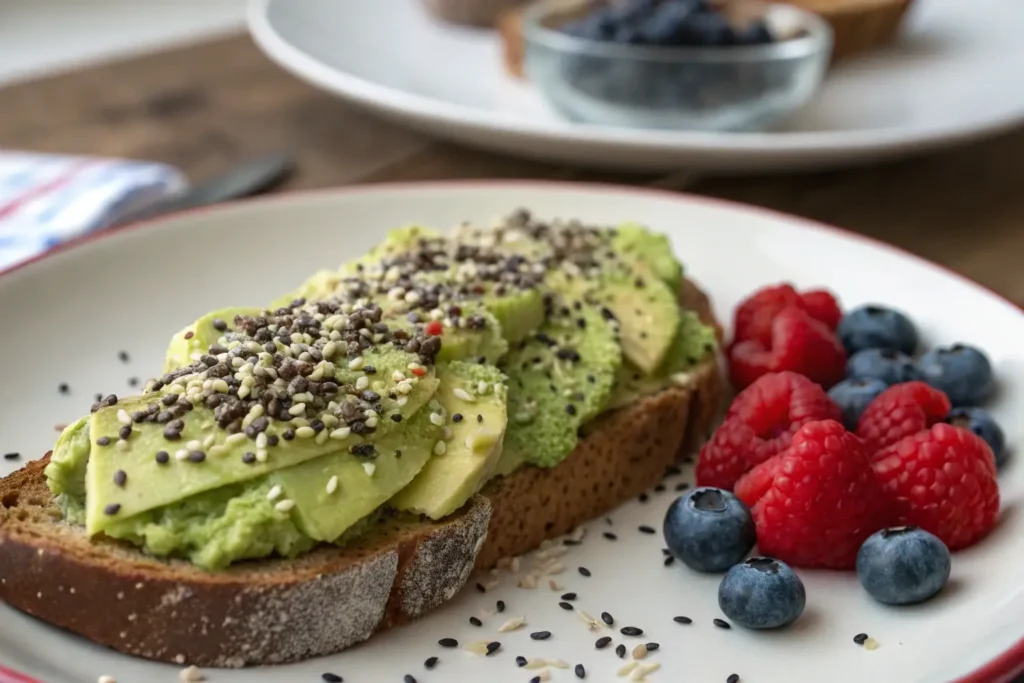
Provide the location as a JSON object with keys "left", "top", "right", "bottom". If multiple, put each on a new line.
{"left": 45, "top": 211, "right": 716, "bottom": 570}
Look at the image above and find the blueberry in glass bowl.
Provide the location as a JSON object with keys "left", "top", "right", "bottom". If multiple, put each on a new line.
{"left": 522, "top": 0, "right": 833, "bottom": 131}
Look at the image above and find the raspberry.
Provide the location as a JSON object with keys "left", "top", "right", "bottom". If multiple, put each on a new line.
{"left": 734, "top": 454, "right": 781, "bottom": 509}
{"left": 732, "top": 284, "right": 841, "bottom": 348}
{"left": 729, "top": 307, "right": 847, "bottom": 389}
{"left": 751, "top": 420, "right": 890, "bottom": 569}
{"left": 871, "top": 423, "right": 998, "bottom": 550}
{"left": 856, "top": 382, "right": 951, "bottom": 454}
{"left": 695, "top": 372, "right": 840, "bottom": 490}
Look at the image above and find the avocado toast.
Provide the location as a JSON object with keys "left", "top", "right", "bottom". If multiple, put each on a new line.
{"left": 0, "top": 210, "right": 724, "bottom": 667}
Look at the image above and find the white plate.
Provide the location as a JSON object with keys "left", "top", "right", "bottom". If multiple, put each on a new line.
{"left": 1, "top": 182, "right": 1023, "bottom": 683}
{"left": 247, "top": 0, "right": 1024, "bottom": 173}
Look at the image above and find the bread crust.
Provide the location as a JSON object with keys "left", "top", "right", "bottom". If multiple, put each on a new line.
{"left": 0, "top": 279, "right": 724, "bottom": 667}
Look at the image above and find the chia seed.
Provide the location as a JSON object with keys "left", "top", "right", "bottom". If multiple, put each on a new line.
{"left": 155, "top": 451, "right": 169, "bottom": 465}
{"left": 620, "top": 626, "right": 643, "bottom": 636}
{"left": 438, "top": 638, "right": 458, "bottom": 648}
{"left": 561, "top": 592, "right": 577, "bottom": 600}
{"left": 675, "top": 482, "right": 690, "bottom": 492}
{"left": 112, "top": 470, "right": 127, "bottom": 487}
{"left": 58, "top": 383, "right": 69, "bottom": 394}
{"left": 188, "top": 451, "right": 206, "bottom": 463}
{"left": 674, "top": 616, "right": 693, "bottom": 624}
{"left": 664, "top": 556, "right": 675, "bottom": 567}
{"left": 713, "top": 618, "right": 731, "bottom": 629}
{"left": 477, "top": 414, "right": 483, "bottom": 422}
{"left": 118, "top": 351, "right": 130, "bottom": 363}
{"left": 595, "top": 636, "right": 612, "bottom": 649}
{"left": 403, "top": 675, "right": 416, "bottom": 683}
{"left": 578, "top": 566, "right": 591, "bottom": 577}
{"left": 452, "top": 413, "right": 463, "bottom": 422}
{"left": 242, "top": 452, "right": 257, "bottom": 464}
{"left": 469, "top": 616, "right": 482, "bottom": 627}
{"left": 530, "top": 631, "right": 551, "bottom": 640}
{"left": 96, "top": 437, "right": 111, "bottom": 447}
{"left": 424, "top": 657, "right": 437, "bottom": 669}
{"left": 485, "top": 641, "right": 501, "bottom": 655}
{"left": 603, "top": 532, "right": 617, "bottom": 541}
{"left": 639, "top": 493, "right": 649, "bottom": 503}
{"left": 104, "top": 503, "right": 121, "bottom": 516}
{"left": 638, "top": 525, "right": 656, "bottom": 534}
{"left": 575, "top": 663, "right": 585, "bottom": 678}
{"left": 475, "top": 583, "right": 486, "bottom": 593}
{"left": 559, "top": 601, "right": 574, "bottom": 611}
{"left": 496, "top": 600, "right": 505, "bottom": 612}
{"left": 601, "top": 612, "right": 614, "bottom": 625}
{"left": 119, "top": 425, "right": 132, "bottom": 440}
{"left": 615, "top": 644, "right": 626, "bottom": 658}
{"left": 646, "top": 642, "right": 660, "bottom": 651}
{"left": 516, "top": 656, "right": 528, "bottom": 667}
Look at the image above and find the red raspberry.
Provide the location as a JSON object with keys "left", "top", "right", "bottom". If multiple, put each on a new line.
{"left": 695, "top": 372, "right": 841, "bottom": 490}
{"left": 728, "top": 307, "right": 847, "bottom": 390}
{"left": 871, "top": 423, "right": 999, "bottom": 550}
{"left": 734, "top": 453, "right": 781, "bottom": 509}
{"left": 732, "top": 284, "right": 841, "bottom": 347}
{"left": 751, "top": 420, "right": 891, "bottom": 569}
{"left": 856, "top": 382, "right": 951, "bottom": 454}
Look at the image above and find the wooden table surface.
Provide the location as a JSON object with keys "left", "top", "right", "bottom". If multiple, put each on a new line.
{"left": 2, "top": 33, "right": 1022, "bottom": 304}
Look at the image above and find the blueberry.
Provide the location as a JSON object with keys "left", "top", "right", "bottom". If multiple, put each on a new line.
{"left": 856, "top": 527, "right": 951, "bottom": 605}
{"left": 562, "top": 13, "right": 617, "bottom": 41}
{"left": 837, "top": 305, "right": 918, "bottom": 355}
{"left": 637, "top": 2, "right": 696, "bottom": 46}
{"left": 733, "top": 21, "right": 774, "bottom": 45}
{"left": 946, "top": 407, "right": 1007, "bottom": 467}
{"left": 846, "top": 348, "right": 922, "bottom": 386}
{"left": 828, "top": 378, "right": 888, "bottom": 430}
{"left": 663, "top": 487, "right": 755, "bottom": 573}
{"left": 677, "top": 10, "right": 735, "bottom": 47}
{"left": 718, "top": 557, "right": 806, "bottom": 629}
{"left": 917, "top": 344, "right": 994, "bottom": 407}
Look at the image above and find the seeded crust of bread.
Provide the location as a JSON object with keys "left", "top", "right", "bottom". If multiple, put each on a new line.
{"left": 0, "top": 279, "right": 724, "bottom": 668}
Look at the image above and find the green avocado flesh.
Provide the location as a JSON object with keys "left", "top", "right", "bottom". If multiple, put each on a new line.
{"left": 45, "top": 211, "right": 716, "bottom": 570}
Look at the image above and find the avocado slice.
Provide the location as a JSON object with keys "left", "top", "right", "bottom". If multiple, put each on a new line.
{"left": 482, "top": 288, "right": 545, "bottom": 345}
{"left": 593, "top": 270, "right": 681, "bottom": 376}
{"left": 164, "top": 307, "right": 262, "bottom": 373}
{"left": 340, "top": 225, "right": 443, "bottom": 277}
{"left": 612, "top": 223, "right": 683, "bottom": 292}
{"left": 391, "top": 361, "right": 508, "bottom": 519}
{"left": 83, "top": 349, "right": 439, "bottom": 535}
{"left": 271, "top": 406, "right": 441, "bottom": 542}
{"left": 495, "top": 301, "right": 621, "bottom": 474}
{"left": 435, "top": 306, "right": 509, "bottom": 364}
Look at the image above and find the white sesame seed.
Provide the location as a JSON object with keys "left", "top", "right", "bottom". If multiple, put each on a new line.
{"left": 288, "top": 403, "right": 307, "bottom": 416}
{"left": 548, "top": 580, "right": 563, "bottom": 591}
{"left": 477, "top": 381, "right": 488, "bottom": 394}
{"left": 434, "top": 441, "right": 447, "bottom": 456}
{"left": 208, "top": 445, "right": 227, "bottom": 457}
{"left": 255, "top": 450, "right": 268, "bottom": 463}
{"left": 453, "top": 388, "right": 475, "bottom": 402}
{"left": 517, "top": 574, "right": 538, "bottom": 589}
{"left": 404, "top": 290, "right": 421, "bottom": 304}
{"left": 321, "top": 341, "right": 338, "bottom": 360}
{"left": 292, "top": 392, "right": 313, "bottom": 403}
{"left": 633, "top": 662, "right": 660, "bottom": 680}
{"left": 523, "top": 658, "right": 547, "bottom": 670}
{"left": 365, "top": 416, "right": 379, "bottom": 428}
{"left": 498, "top": 617, "right": 525, "bottom": 633}
{"left": 202, "top": 434, "right": 216, "bottom": 449}
{"left": 115, "top": 439, "right": 129, "bottom": 452}
{"left": 396, "top": 380, "right": 413, "bottom": 395}
{"left": 429, "top": 412, "right": 445, "bottom": 427}
{"left": 348, "top": 356, "right": 364, "bottom": 370}
{"left": 545, "top": 659, "right": 570, "bottom": 669}
{"left": 442, "top": 426, "right": 453, "bottom": 440}
{"left": 864, "top": 636, "right": 880, "bottom": 650}
{"left": 330, "top": 427, "right": 351, "bottom": 440}
{"left": 536, "top": 545, "right": 568, "bottom": 560}
{"left": 236, "top": 385, "right": 251, "bottom": 399}
{"left": 274, "top": 499, "right": 295, "bottom": 513}
{"left": 355, "top": 376, "right": 369, "bottom": 391}
{"left": 186, "top": 440, "right": 201, "bottom": 452}
{"left": 116, "top": 409, "right": 131, "bottom": 426}
{"left": 315, "top": 430, "right": 329, "bottom": 445}
{"left": 544, "top": 562, "right": 565, "bottom": 575}
{"left": 255, "top": 432, "right": 268, "bottom": 449}
{"left": 231, "top": 357, "right": 244, "bottom": 369}
{"left": 212, "top": 379, "right": 229, "bottom": 393}
{"left": 397, "top": 396, "right": 409, "bottom": 406}
{"left": 577, "top": 609, "right": 600, "bottom": 630}
{"left": 510, "top": 557, "right": 521, "bottom": 573}
{"left": 267, "top": 485, "right": 283, "bottom": 501}
{"left": 179, "top": 666, "right": 204, "bottom": 682}
{"left": 392, "top": 370, "right": 406, "bottom": 382}
{"left": 225, "top": 433, "right": 247, "bottom": 446}
{"left": 618, "top": 661, "right": 639, "bottom": 677}
{"left": 98, "top": 676, "right": 117, "bottom": 683}
{"left": 632, "top": 644, "right": 648, "bottom": 660}
{"left": 295, "top": 426, "right": 315, "bottom": 439}
{"left": 362, "top": 462, "right": 376, "bottom": 476}
{"left": 321, "top": 414, "right": 339, "bottom": 428}
{"left": 326, "top": 476, "right": 339, "bottom": 494}
{"left": 175, "top": 449, "right": 188, "bottom": 461}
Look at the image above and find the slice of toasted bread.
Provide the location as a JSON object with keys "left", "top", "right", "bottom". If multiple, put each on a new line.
{"left": 0, "top": 279, "right": 724, "bottom": 667}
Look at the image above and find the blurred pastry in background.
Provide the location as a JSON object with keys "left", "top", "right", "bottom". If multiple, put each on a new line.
{"left": 421, "top": 0, "right": 528, "bottom": 27}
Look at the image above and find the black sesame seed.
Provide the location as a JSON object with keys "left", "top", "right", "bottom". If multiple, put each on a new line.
{"left": 452, "top": 413, "right": 463, "bottom": 422}
{"left": 714, "top": 618, "right": 731, "bottom": 629}
{"left": 391, "top": 414, "right": 403, "bottom": 423}
{"left": 242, "top": 452, "right": 257, "bottom": 465}
{"left": 638, "top": 525, "right": 656, "bottom": 534}
{"left": 615, "top": 644, "right": 626, "bottom": 658}
{"left": 469, "top": 616, "right": 482, "bottom": 627}
{"left": 188, "top": 451, "right": 206, "bottom": 463}
{"left": 595, "top": 636, "right": 612, "bottom": 649}
{"left": 363, "top": 365, "right": 376, "bottom": 375}
{"left": 646, "top": 642, "right": 660, "bottom": 651}
{"left": 638, "top": 493, "right": 649, "bottom": 503}
{"left": 119, "top": 425, "right": 132, "bottom": 440}
{"left": 516, "top": 655, "right": 528, "bottom": 667}
{"left": 578, "top": 566, "right": 591, "bottom": 577}
{"left": 674, "top": 616, "right": 693, "bottom": 624}
{"left": 155, "top": 451, "right": 169, "bottom": 465}
{"left": 486, "top": 641, "right": 501, "bottom": 655}
{"left": 563, "top": 539, "right": 582, "bottom": 546}
{"left": 620, "top": 626, "right": 643, "bottom": 636}
{"left": 530, "top": 631, "right": 551, "bottom": 640}
{"left": 96, "top": 437, "right": 111, "bottom": 447}
{"left": 496, "top": 600, "right": 505, "bottom": 612}
{"left": 113, "top": 470, "right": 127, "bottom": 487}
{"left": 530, "top": 677, "right": 540, "bottom": 683}
{"left": 601, "top": 612, "right": 614, "bottom": 625}
{"left": 1, "top": 452, "right": 18, "bottom": 460}
{"left": 477, "top": 414, "right": 483, "bottom": 422}
{"left": 438, "top": 638, "right": 458, "bottom": 648}
{"left": 675, "top": 482, "right": 690, "bottom": 492}
{"left": 282, "top": 428, "right": 295, "bottom": 441}
{"left": 403, "top": 675, "right": 416, "bottom": 683}
{"left": 561, "top": 592, "right": 577, "bottom": 601}
{"left": 424, "top": 656, "right": 438, "bottom": 669}
{"left": 58, "top": 383, "right": 70, "bottom": 394}
{"left": 118, "top": 351, "right": 130, "bottom": 363}
{"left": 127, "top": 377, "right": 139, "bottom": 387}
{"left": 476, "top": 583, "right": 486, "bottom": 593}
{"left": 104, "top": 503, "right": 121, "bottom": 516}
{"left": 565, "top": 403, "right": 577, "bottom": 416}
{"left": 854, "top": 633, "right": 869, "bottom": 645}
{"left": 727, "top": 675, "right": 740, "bottom": 683}
{"left": 603, "top": 532, "right": 617, "bottom": 540}
{"left": 654, "top": 484, "right": 665, "bottom": 493}
{"left": 664, "top": 556, "right": 676, "bottom": 567}
{"left": 559, "top": 601, "right": 574, "bottom": 611}
{"left": 321, "top": 674, "right": 342, "bottom": 683}
{"left": 575, "top": 663, "right": 586, "bottom": 678}
{"left": 211, "top": 318, "right": 228, "bottom": 331}
{"left": 267, "top": 435, "right": 279, "bottom": 447}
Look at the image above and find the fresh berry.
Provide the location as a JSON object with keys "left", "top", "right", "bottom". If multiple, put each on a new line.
{"left": 845, "top": 348, "right": 922, "bottom": 386}
{"left": 663, "top": 488, "right": 756, "bottom": 573}
{"left": 837, "top": 305, "right": 918, "bottom": 355}
{"left": 856, "top": 382, "right": 951, "bottom": 454}
{"left": 733, "top": 454, "right": 781, "bottom": 509}
{"left": 917, "top": 344, "right": 995, "bottom": 407}
{"left": 828, "top": 378, "right": 888, "bottom": 430}
{"left": 749, "top": 420, "right": 890, "bottom": 569}
{"left": 946, "top": 407, "right": 1007, "bottom": 468}
{"left": 856, "top": 527, "right": 951, "bottom": 605}
{"left": 696, "top": 372, "right": 840, "bottom": 489}
{"left": 732, "top": 284, "right": 841, "bottom": 348}
{"left": 871, "top": 423, "right": 998, "bottom": 550}
{"left": 718, "top": 557, "right": 806, "bottom": 629}
{"left": 729, "top": 307, "right": 847, "bottom": 389}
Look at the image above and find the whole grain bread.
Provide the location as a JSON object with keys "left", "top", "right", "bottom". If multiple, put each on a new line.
{"left": 0, "top": 279, "right": 724, "bottom": 668}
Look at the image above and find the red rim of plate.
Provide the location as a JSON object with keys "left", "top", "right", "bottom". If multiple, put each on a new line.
{"left": 0, "top": 179, "right": 1021, "bottom": 683}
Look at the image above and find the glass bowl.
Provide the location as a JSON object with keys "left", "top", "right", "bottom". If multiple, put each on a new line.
{"left": 522, "top": 0, "right": 833, "bottom": 132}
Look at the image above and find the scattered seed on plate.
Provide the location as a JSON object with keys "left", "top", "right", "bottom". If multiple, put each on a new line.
{"left": 632, "top": 643, "right": 648, "bottom": 659}
{"left": 403, "top": 675, "right": 416, "bottom": 683}
{"left": 321, "top": 675, "right": 342, "bottom": 683}
{"left": 638, "top": 525, "right": 656, "bottom": 534}
{"left": 646, "top": 642, "right": 660, "bottom": 651}
{"left": 601, "top": 612, "right": 614, "bottom": 625}
{"left": 498, "top": 617, "right": 524, "bottom": 632}
{"left": 615, "top": 644, "right": 627, "bottom": 658}
{"left": 578, "top": 566, "right": 591, "bottom": 577}
{"left": 3, "top": 452, "right": 20, "bottom": 460}
{"left": 559, "top": 601, "right": 574, "bottom": 610}
{"left": 438, "top": 638, "right": 458, "bottom": 648}
{"left": 476, "top": 582, "right": 486, "bottom": 593}
{"left": 727, "top": 675, "right": 740, "bottom": 683}
{"left": 118, "top": 351, "right": 130, "bottom": 363}
{"left": 605, "top": 517, "right": 613, "bottom": 525}
{"left": 496, "top": 599, "right": 506, "bottom": 612}
{"left": 595, "top": 636, "right": 612, "bottom": 649}
{"left": 561, "top": 592, "right": 577, "bottom": 601}
{"left": 530, "top": 631, "right": 551, "bottom": 640}
{"left": 486, "top": 641, "right": 501, "bottom": 655}
{"left": 638, "top": 493, "right": 648, "bottom": 503}
{"left": 675, "top": 482, "right": 690, "bottom": 492}
{"left": 853, "top": 633, "right": 869, "bottom": 645}
{"left": 673, "top": 616, "right": 692, "bottom": 624}
{"left": 563, "top": 539, "right": 582, "bottom": 546}
{"left": 424, "top": 656, "right": 438, "bottom": 669}
{"left": 469, "top": 616, "right": 482, "bottom": 627}
{"left": 516, "top": 655, "right": 528, "bottom": 667}
{"left": 127, "top": 377, "right": 139, "bottom": 387}
{"left": 664, "top": 556, "right": 676, "bottom": 567}
{"left": 58, "top": 383, "right": 70, "bottom": 394}
{"left": 603, "top": 532, "right": 617, "bottom": 541}
{"left": 575, "top": 663, "right": 586, "bottom": 679}
{"left": 714, "top": 618, "right": 732, "bottom": 629}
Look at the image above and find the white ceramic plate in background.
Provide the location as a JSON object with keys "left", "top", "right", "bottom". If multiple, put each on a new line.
{"left": 247, "top": 0, "right": 1024, "bottom": 172}
{"left": 1, "top": 182, "right": 1023, "bottom": 683}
